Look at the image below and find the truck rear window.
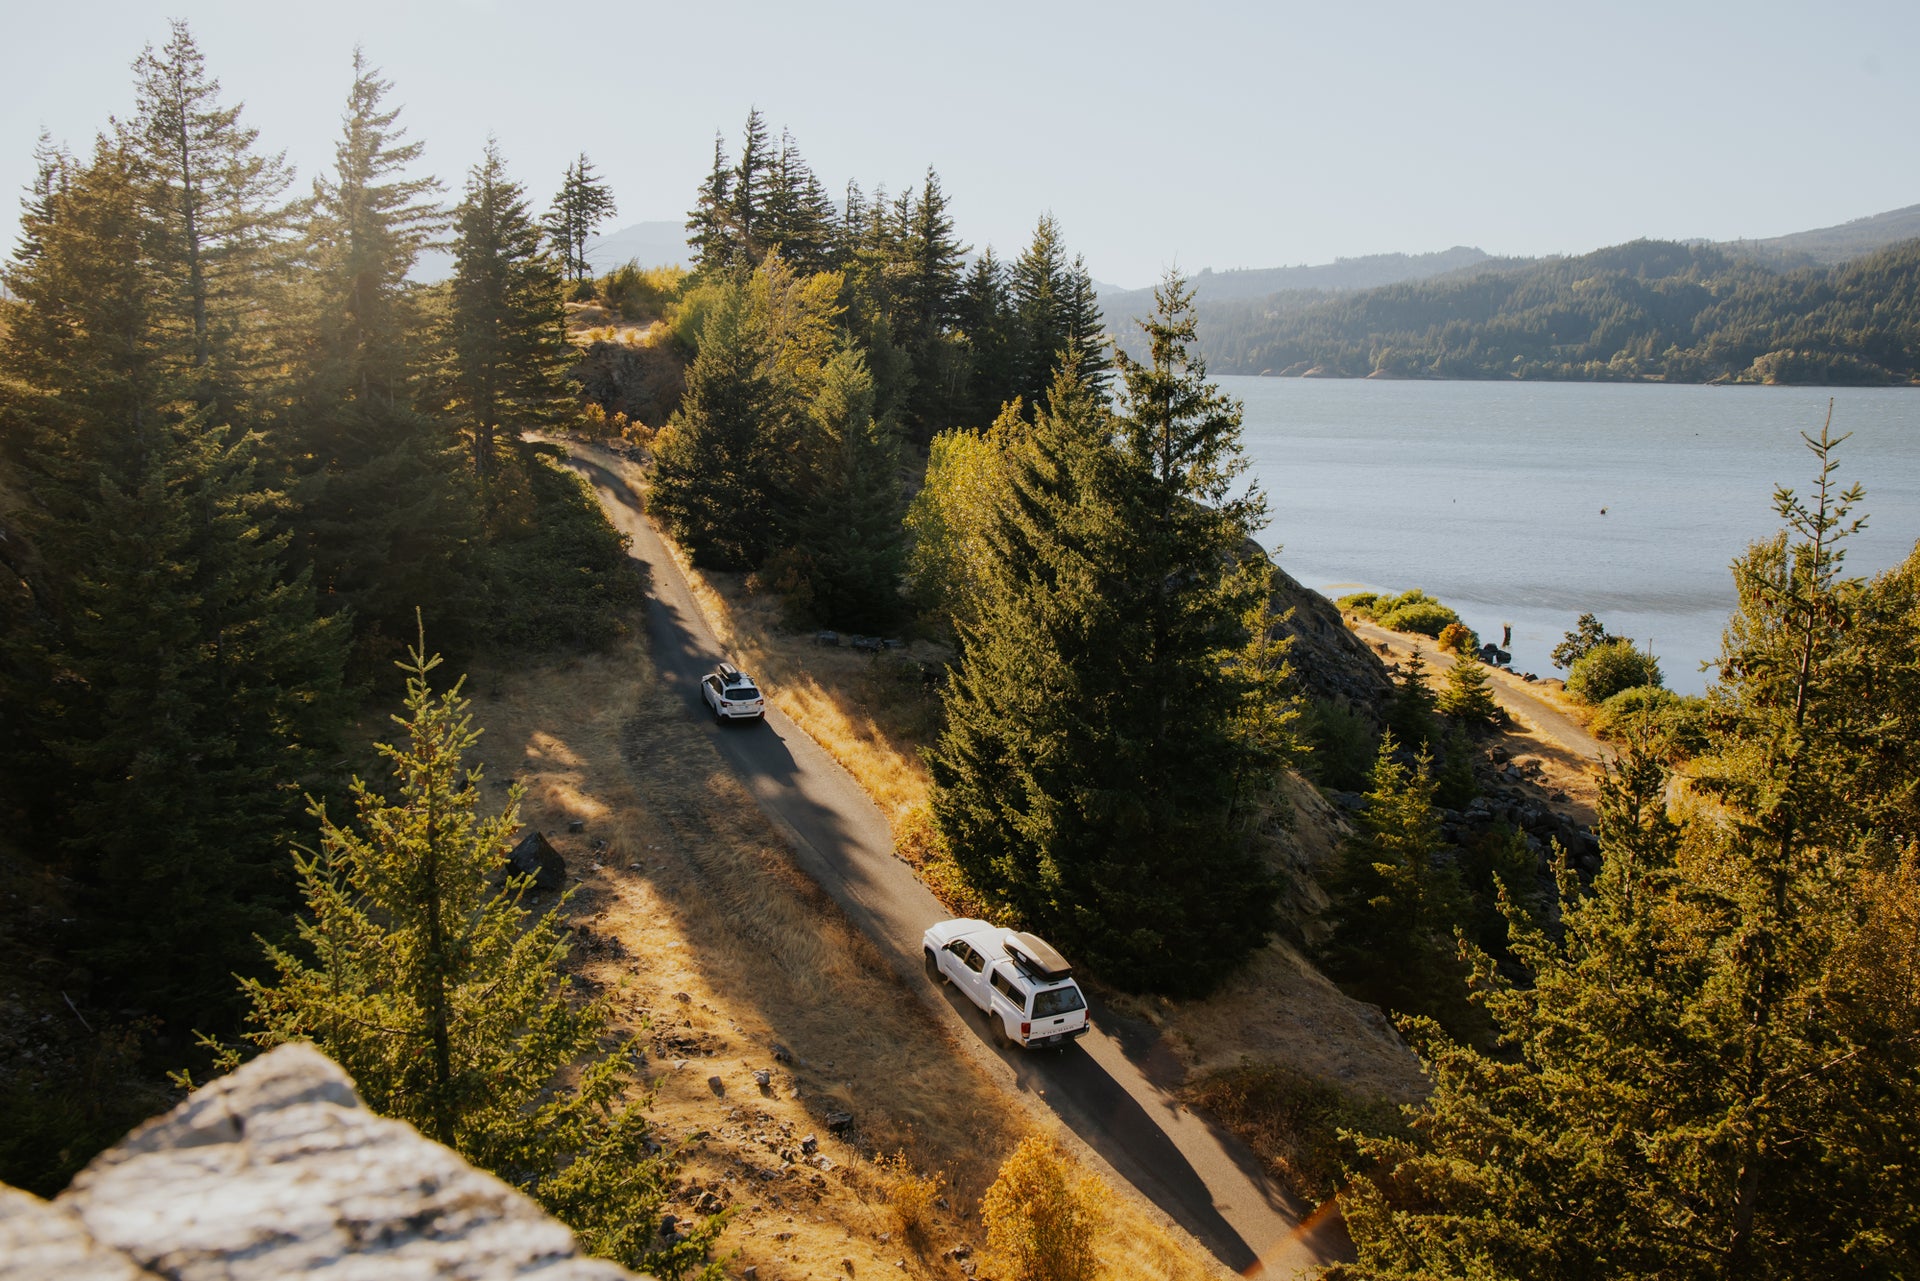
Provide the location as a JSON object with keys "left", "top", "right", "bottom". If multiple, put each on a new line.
{"left": 1033, "top": 986, "right": 1085, "bottom": 1018}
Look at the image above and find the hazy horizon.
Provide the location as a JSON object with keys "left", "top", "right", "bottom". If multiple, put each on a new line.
{"left": 7, "top": 0, "right": 1919, "bottom": 290}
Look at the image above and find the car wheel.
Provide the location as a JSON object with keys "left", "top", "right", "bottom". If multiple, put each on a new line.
{"left": 991, "top": 1017, "right": 1013, "bottom": 1050}
{"left": 924, "top": 949, "right": 941, "bottom": 982}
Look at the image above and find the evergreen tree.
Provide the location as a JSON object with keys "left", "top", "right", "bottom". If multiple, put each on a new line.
{"left": 1552, "top": 611, "right": 1613, "bottom": 670}
{"left": 1335, "top": 426, "right": 1920, "bottom": 1280}
{"left": 684, "top": 132, "right": 734, "bottom": 271}
{"left": 1008, "top": 215, "right": 1110, "bottom": 406}
{"left": 1317, "top": 735, "right": 1474, "bottom": 1029}
{"left": 1436, "top": 650, "right": 1500, "bottom": 728}
{"left": 287, "top": 51, "right": 477, "bottom": 667}
{"left": 957, "top": 247, "right": 1017, "bottom": 425}
{"left": 930, "top": 281, "right": 1281, "bottom": 994}
{"left": 760, "top": 130, "right": 837, "bottom": 277}
{"left": 232, "top": 640, "right": 722, "bottom": 1277}
{"left": 127, "top": 19, "right": 299, "bottom": 417}
{"left": 0, "top": 137, "right": 347, "bottom": 1025}
{"left": 448, "top": 139, "right": 573, "bottom": 484}
{"left": 785, "top": 344, "right": 906, "bottom": 629}
{"left": 648, "top": 279, "right": 783, "bottom": 569}
{"left": 1384, "top": 645, "right": 1437, "bottom": 749}
{"left": 728, "top": 108, "right": 774, "bottom": 265}
{"left": 541, "top": 151, "right": 616, "bottom": 282}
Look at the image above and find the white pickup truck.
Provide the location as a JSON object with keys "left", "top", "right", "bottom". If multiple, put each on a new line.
{"left": 922, "top": 918, "right": 1091, "bottom": 1050}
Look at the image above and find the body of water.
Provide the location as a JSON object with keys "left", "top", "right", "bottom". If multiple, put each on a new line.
{"left": 1229, "top": 377, "right": 1920, "bottom": 695}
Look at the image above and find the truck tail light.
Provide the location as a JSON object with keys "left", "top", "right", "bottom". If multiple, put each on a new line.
{"left": 1020, "top": 1021, "right": 1031, "bottom": 1037}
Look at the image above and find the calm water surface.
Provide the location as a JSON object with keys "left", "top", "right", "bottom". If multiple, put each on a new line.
{"left": 1230, "top": 378, "right": 1920, "bottom": 695}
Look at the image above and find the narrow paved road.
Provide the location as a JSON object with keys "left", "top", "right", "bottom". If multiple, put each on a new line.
{"left": 560, "top": 445, "right": 1347, "bottom": 1279}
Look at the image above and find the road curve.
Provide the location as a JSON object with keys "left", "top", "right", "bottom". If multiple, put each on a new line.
{"left": 559, "top": 444, "right": 1348, "bottom": 1279}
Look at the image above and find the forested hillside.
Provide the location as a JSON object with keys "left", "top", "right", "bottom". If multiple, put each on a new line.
{"left": 1194, "top": 237, "right": 1920, "bottom": 384}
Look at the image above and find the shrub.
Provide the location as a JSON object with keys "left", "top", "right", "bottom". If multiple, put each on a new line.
{"left": 875, "top": 1150, "right": 945, "bottom": 1244}
{"left": 1591, "top": 685, "right": 1709, "bottom": 759}
{"left": 1566, "top": 638, "right": 1663, "bottom": 704}
{"left": 1377, "top": 599, "right": 1460, "bottom": 638}
{"left": 568, "top": 276, "right": 598, "bottom": 302}
{"left": 1436, "top": 621, "right": 1478, "bottom": 654}
{"left": 1336, "top": 590, "right": 1381, "bottom": 616}
{"left": 981, "top": 1137, "right": 1100, "bottom": 1281}
{"left": 1552, "top": 612, "right": 1613, "bottom": 670}
{"left": 601, "top": 260, "right": 688, "bottom": 323}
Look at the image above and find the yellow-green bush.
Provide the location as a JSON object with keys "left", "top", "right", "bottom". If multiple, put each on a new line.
{"left": 1566, "top": 638, "right": 1662, "bottom": 704}
{"left": 599, "top": 260, "right": 687, "bottom": 323}
{"left": 1437, "top": 621, "right": 1479, "bottom": 653}
{"left": 981, "top": 1137, "right": 1100, "bottom": 1281}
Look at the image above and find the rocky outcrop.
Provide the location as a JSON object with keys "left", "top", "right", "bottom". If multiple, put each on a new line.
{"left": 1259, "top": 552, "right": 1395, "bottom": 713}
{"left": 0, "top": 1043, "right": 647, "bottom": 1281}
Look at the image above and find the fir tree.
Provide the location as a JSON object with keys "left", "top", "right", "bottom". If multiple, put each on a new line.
{"left": 957, "top": 247, "right": 1017, "bottom": 425}
{"left": 648, "top": 279, "right": 784, "bottom": 569}
{"left": 786, "top": 344, "right": 906, "bottom": 629}
{"left": 0, "top": 138, "right": 347, "bottom": 1024}
{"left": 286, "top": 50, "right": 477, "bottom": 667}
{"left": 233, "top": 639, "right": 722, "bottom": 1277}
{"left": 127, "top": 19, "right": 299, "bottom": 416}
{"left": 760, "top": 130, "right": 837, "bottom": 277}
{"left": 1335, "top": 425, "right": 1920, "bottom": 1279}
{"left": 729, "top": 108, "right": 773, "bottom": 265}
{"left": 448, "top": 138, "right": 573, "bottom": 484}
{"left": 1384, "top": 645, "right": 1437, "bottom": 749}
{"left": 541, "top": 151, "right": 616, "bottom": 282}
{"left": 1009, "top": 215, "right": 1110, "bottom": 406}
{"left": 929, "top": 279, "right": 1282, "bottom": 994}
{"left": 1317, "top": 735, "right": 1474, "bottom": 1029}
{"left": 1436, "top": 650, "right": 1500, "bottom": 728}
{"left": 684, "top": 132, "right": 734, "bottom": 270}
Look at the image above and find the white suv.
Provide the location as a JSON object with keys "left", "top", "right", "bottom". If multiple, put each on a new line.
{"left": 701, "top": 662, "right": 765, "bottom": 722}
{"left": 922, "top": 918, "right": 1090, "bottom": 1050}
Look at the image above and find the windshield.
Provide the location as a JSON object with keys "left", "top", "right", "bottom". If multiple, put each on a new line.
{"left": 1032, "top": 986, "right": 1085, "bottom": 1018}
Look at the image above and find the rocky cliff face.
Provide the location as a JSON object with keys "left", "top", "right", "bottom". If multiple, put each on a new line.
{"left": 1261, "top": 554, "right": 1395, "bottom": 713}
{"left": 0, "top": 1044, "right": 647, "bottom": 1281}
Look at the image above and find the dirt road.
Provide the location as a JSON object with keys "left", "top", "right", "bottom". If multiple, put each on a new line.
{"left": 560, "top": 445, "right": 1346, "bottom": 1279}
{"left": 1349, "top": 618, "right": 1608, "bottom": 803}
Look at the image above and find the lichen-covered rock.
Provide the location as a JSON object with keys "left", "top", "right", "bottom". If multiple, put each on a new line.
{"left": 1, "top": 1043, "right": 646, "bottom": 1281}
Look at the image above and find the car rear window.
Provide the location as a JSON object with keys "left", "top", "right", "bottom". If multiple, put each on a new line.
{"left": 728, "top": 685, "right": 759, "bottom": 699}
{"left": 1032, "top": 986, "right": 1085, "bottom": 1018}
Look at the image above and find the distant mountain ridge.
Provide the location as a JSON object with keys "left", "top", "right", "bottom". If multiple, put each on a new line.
{"left": 1101, "top": 246, "right": 1493, "bottom": 313}
{"left": 1723, "top": 203, "right": 1920, "bottom": 268}
{"left": 583, "top": 220, "right": 692, "bottom": 274}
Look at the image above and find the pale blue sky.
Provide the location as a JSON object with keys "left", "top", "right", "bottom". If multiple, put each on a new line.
{"left": 6, "top": 0, "right": 1917, "bottom": 288}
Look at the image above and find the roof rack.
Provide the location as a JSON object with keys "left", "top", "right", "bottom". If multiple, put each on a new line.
{"left": 1003, "top": 931, "right": 1073, "bottom": 983}
{"left": 716, "top": 661, "right": 741, "bottom": 682}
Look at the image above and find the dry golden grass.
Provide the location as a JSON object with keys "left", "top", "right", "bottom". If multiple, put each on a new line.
{"left": 463, "top": 623, "right": 1228, "bottom": 1280}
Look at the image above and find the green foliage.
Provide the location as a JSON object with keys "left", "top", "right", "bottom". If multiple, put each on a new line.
{"left": 1303, "top": 698, "right": 1377, "bottom": 792}
{"left": 1383, "top": 647, "right": 1437, "bottom": 750}
{"left": 1334, "top": 422, "right": 1920, "bottom": 1281}
{"left": 1377, "top": 599, "right": 1460, "bottom": 637}
{"left": 541, "top": 152, "right": 616, "bottom": 281}
{"left": 481, "top": 447, "right": 643, "bottom": 651}
{"left": 1435, "top": 651, "right": 1501, "bottom": 729}
{"left": 903, "top": 419, "right": 1013, "bottom": 633}
{"left": 601, "top": 260, "right": 687, "bottom": 322}
{"left": 1317, "top": 735, "right": 1475, "bottom": 1033}
{"left": 781, "top": 345, "right": 907, "bottom": 630}
{"left": 1565, "top": 636, "right": 1663, "bottom": 703}
{"left": 1590, "top": 685, "right": 1710, "bottom": 759}
{"left": 234, "top": 642, "right": 720, "bottom": 1276}
{"left": 928, "top": 277, "right": 1284, "bottom": 995}
{"left": 1191, "top": 236, "right": 1920, "bottom": 385}
{"left": 1335, "top": 590, "right": 1381, "bottom": 614}
{"left": 446, "top": 139, "right": 575, "bottom": 484}
{"left": 1551, "top": 611, "right": 1613, "bottom": 670}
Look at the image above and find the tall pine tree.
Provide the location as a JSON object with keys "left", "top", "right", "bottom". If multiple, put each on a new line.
{"left": 541, "top": 151, "right": 616, "bottom": 282}
{"left": 929, "top": 277, "right": 1282, "bottom": 994}
{"left": 447, "top": 138, "right": 573, "bottom": 484}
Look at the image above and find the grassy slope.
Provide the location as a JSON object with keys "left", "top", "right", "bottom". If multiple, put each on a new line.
{"left": 467, "top": 624, "right": 1222, "bottom": 1280}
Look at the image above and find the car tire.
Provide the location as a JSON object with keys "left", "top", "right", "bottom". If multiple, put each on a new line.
{"left": 992, "top": 1016, "right": 1013, "bottom": 1050}
{"left": 924, "top": 949, "right": 941, "bottom": 982}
